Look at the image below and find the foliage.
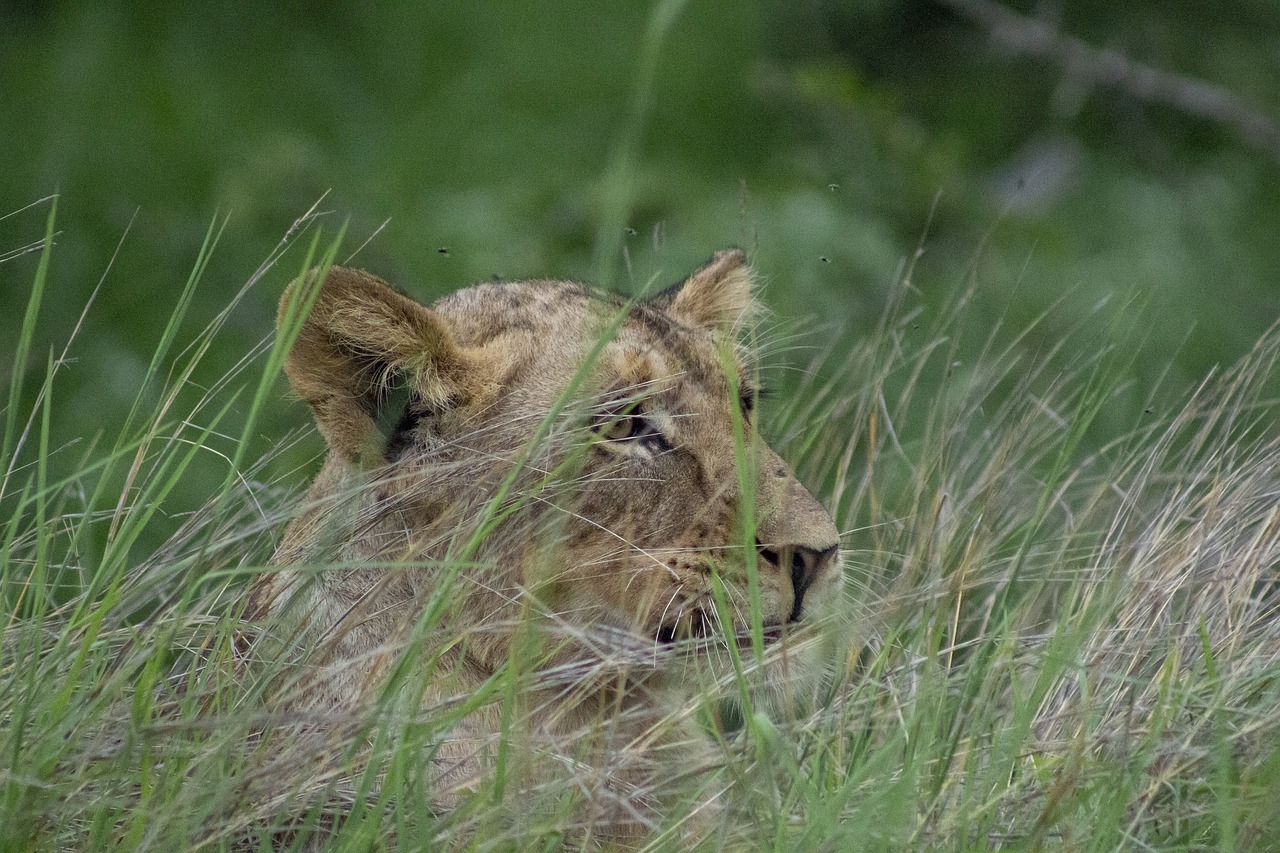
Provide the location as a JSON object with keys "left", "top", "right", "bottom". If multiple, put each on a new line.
{"left": 3, "top": 211, "right": 1280, "bottom": 850}
{"left": 3, "top": 3, "right": 1278, "bottom": 517}
{"left": 2, "top": 1, "right": 1279, "bottom": 848}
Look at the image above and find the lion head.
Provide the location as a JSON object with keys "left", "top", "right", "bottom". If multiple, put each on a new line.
{"left": 247, "top": 248, "right": 843, "bottom": 837}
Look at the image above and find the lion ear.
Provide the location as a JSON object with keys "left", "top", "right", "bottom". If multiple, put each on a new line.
{"left": 659, "top": 248, "right": 757, "bottom": 334}
{"left": 279, "top": 266, "right": 474, "bottom": 463}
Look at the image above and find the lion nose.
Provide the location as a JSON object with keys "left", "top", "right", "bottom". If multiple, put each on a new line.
{"left": 756, "top": 541, "right": 840, "bottom": 623}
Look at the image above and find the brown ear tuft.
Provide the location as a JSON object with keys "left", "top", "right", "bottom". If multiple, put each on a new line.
{"left": 279, "top": 266, "right": 472, "bottom": 462}
{"left": 663, "top": 248, "right": 757, "bottom": 334}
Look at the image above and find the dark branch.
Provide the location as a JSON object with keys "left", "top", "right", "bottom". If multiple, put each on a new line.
{"left": 938, "top": 0, "right": 1280, "bottom": 162}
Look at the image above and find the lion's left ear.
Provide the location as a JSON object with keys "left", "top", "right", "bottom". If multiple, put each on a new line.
{"left": 279, "top": 266, "right": 482, "bottom": 465}
{"left": 655, "top": 248, "right": 757, "bottom": 334}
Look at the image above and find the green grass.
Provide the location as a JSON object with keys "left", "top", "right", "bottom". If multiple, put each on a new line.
{"left": 3, "top": 204, "right": 1279, "bottom": 851}
{"left": 6, "top": 3, "right": 1279, "bottom": 848}
{"left": 5, "top": 3, "right": 1278, "bottom": 543}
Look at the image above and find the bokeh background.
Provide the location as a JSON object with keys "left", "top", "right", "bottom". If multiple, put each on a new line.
{"left": 2, "top": 0, "right": 1278, "bottom": 537}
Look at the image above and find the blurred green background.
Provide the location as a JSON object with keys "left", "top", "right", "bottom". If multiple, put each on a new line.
{"left": 2, "top": 0, "right": 1278, "bottom": 542}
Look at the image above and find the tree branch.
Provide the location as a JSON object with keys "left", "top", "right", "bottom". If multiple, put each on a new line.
{"left": 938, "top": 0, "right": 1280, "bottom": 162}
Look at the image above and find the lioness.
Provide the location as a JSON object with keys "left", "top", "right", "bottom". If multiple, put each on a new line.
{"left": 247, "top": 249, "right": 842, "bottom": 843}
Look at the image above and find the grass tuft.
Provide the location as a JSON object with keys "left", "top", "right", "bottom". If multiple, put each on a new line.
{"left": 3, "top": 205, "right": 1279, "bottom": 850}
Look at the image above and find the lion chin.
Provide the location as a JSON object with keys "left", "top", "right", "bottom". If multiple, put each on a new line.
{"left": 245, "top": 248, "right": 843, "bottom": 845}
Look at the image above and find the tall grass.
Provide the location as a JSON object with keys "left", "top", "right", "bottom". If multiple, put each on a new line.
{"left": 3, "top": 201, "right": 1279, "bottom": 851}
{"left": 772, "top": 268, "right": 1280, "bottom": 850}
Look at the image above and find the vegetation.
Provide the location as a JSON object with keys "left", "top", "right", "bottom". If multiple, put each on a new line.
{"left": 2, "top": 1, "right": 1278, "bottom": 849}
{"left": 4, "top": 206, "right": 1279, "bottom": 849}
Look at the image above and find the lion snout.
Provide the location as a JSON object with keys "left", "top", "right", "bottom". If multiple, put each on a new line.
{"left": 757, "top": 540, "right": 841, "bottom": 622}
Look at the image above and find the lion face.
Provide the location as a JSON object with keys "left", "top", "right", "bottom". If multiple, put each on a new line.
{"left": 260, "top": 249, "right": 842, "bottom": 702}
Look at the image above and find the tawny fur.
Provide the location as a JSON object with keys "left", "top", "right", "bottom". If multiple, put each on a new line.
{"left": 246, "top": 249, "right": 843, "bottom": 843}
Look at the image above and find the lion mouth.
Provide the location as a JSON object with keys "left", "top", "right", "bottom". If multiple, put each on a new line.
{"left": 654, "top": 608, "right": 713, "bottom": 645}
{"left": 744, "top": 624, "right": 785, "bottom": 646}
{"left": 654, "top": 609, "right": 787, "bottom": 648}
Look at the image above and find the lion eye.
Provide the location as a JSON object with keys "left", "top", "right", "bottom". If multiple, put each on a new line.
{"left": 596, "top": 410, "right": 670, "bottom": 452}
{"left": 599, "top": 414, "right": 645, "bottom": 442}
{"left": 740, "top": 384, "right": 768, "bottom": 420}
